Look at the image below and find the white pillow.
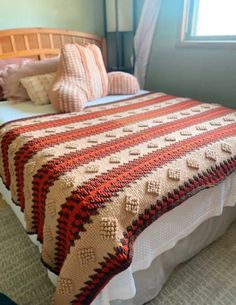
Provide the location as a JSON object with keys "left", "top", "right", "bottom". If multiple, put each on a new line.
{"left": 20, "top": 73, "right": 55, "bottom": 105}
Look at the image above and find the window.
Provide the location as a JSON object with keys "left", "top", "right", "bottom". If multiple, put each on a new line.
{"left": 180, "top": 0, "right": 236, "bottom": 46}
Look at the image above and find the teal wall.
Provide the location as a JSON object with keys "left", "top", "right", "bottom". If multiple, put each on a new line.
{"left": 145, "top": 0, "right": 236, "bottom": 109}
{"left": 0, "top": 0, "right": 104, "bottom": 36}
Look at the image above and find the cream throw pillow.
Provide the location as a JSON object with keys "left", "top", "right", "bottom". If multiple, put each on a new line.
{"left": 20, "top": 73, "right": 55, "bottom": 105}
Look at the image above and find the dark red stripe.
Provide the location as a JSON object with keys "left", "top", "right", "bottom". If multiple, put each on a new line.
{"left": 72, "top": 155, "right": 236, "bottom": 305}
{"left": 15, "top": 99, "right": 196, "bottom": 209}
{"left": 2, "top": 93, "right": 172, "bottom": 187}
{"left": 54, "top": 118, "right": 236, "bottom": 272}
{"left": 32, "top": 106, "right": 230, "bottom": 242}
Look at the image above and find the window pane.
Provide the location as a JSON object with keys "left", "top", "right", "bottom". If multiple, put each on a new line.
{"left": 195, "top": 0, "right": 236, "bottom": 36}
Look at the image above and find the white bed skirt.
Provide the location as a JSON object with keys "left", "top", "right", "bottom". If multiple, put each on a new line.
{"left": 110, "top": 205, "right": 236, "bottom": 305}
{"left": 1, "top": 172, "right": 236, "bottom": 305}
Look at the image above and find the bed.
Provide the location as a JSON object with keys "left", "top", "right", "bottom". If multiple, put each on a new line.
{"left": 0, "top": 28, "right": 236, "bottom": 305}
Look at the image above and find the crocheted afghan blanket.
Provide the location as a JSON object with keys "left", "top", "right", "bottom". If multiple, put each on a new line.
{"left": 0, "top": 92, "right": 236, "bottom": 305}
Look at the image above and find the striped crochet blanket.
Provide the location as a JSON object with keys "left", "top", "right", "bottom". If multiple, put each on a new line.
{"left": 0, "top": 92, "right": 236, "bottom": 305}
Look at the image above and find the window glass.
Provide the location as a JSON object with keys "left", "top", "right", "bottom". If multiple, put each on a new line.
{"left": 194, "top": 0, "right": 236, "bottom": 37}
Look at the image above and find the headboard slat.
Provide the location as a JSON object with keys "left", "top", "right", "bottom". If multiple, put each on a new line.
{"left": 49, "top": 34, "right": 54, "bottom": 49}
{"left": 10, "top": 35, "right": 16, "bottom": 52}
{"left": 24, "top": 35, "right": 30, "bottom": 50}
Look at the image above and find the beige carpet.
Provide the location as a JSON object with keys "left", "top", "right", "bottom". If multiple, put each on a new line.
{"left": 0, "top": 195, "right": 236, "bottom": 305}
{"left": 0, "top": 195, "right": 55, "bottom": 305}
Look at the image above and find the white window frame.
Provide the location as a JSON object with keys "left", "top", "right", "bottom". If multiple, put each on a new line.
{"left": 179, "top": 0, "right": 236, "bottom": 48}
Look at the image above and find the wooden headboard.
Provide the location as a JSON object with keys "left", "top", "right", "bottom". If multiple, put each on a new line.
{"left": 0, "top": 27, "right": 107, "bottom": 63}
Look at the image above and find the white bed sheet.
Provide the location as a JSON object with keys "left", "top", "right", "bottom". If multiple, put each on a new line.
{"left": 0, "top": 92, "right": 236, "bottom": 305}
{"left": 0, "top": 91, "right": 147, "bottom": 125}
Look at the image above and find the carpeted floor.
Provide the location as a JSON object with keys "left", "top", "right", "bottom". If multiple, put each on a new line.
{"left": 0, "top": 195, "right": 236, "bottom": 305}
{"left": 0, "top": 195, "right": 55, "bottom": 305}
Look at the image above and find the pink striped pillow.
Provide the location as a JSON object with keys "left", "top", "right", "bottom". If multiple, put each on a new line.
{"left": 108, "top": 72, "right": 140, "bottom": 95}
{"left": 49, "top": 44, "right": 108, "bottom": 113}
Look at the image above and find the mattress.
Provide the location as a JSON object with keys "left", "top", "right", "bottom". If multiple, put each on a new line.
{"left": 0, "top": 92, "right": 236, "bottom": 305}
{"left": 0, "top": 91, "right": 147, "bottom": 125}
